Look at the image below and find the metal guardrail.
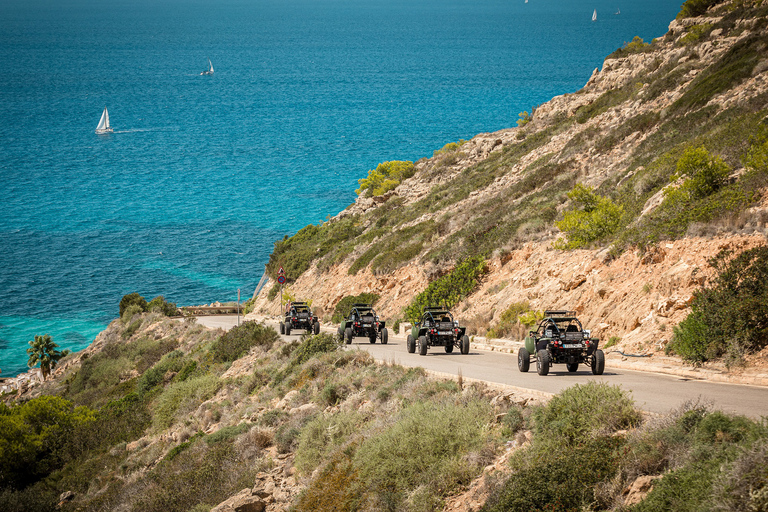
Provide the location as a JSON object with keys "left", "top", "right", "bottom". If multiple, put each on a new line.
{"left": 180, "top": 305, "right": 241, "bottom": 315}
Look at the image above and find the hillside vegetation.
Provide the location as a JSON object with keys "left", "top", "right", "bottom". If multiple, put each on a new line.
{"left": 254, "top": 0, "right": 768, "bottom": 366}
{"left": 3, "top": 312, "right": 768, "bottom": 512}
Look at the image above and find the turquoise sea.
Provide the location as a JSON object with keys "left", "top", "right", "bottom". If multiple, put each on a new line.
{"left": 0, "top": 0, "right": 681, "bottom": 377}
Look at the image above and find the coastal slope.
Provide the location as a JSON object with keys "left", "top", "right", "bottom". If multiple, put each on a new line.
{"left": 249, "top": 1, "right": 768, "bottom": 363}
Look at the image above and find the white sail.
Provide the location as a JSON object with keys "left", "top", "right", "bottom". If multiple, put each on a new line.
{"left": 95, "top": 107, "right": 112, "bottom": 134}
{"left": 592, "top": 9, "right": 597, "bottom": 21}
{"left": 201, "top": 58, "right": 214, "bottom": 75}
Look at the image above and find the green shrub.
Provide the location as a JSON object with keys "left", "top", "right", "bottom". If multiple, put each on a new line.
{"left": 205, "top": 423, "right": 250, "bottom": 444}
{"left": 745, "top": 133, "right": 768, "bottom": 172}
{"left": 354, "top": 398, "right": 494, "bottom": 508}
{"left": 487, "top": 301, "right": 530, "bottom": 339}
{"left": 331, "top": 293, "right": 380, "bottom": 323}
{"left": 0, "top": 482, "right": 59, "bottom": 512}
{"left": 532, "top": 381, "right": 641, "bottom": 445}
{"left": 147, "top": 295, "right": 179, "bottom": 316}
{"left": 209, "top": 321, "right": 279, "bottom": 363}
{"left": 152, "top": 374, "right": 221, "bottom": 430}
{"left": 624, "top": 405, "right": 768, "bottom": 512}
{"left": 356, "top": 160, "right": 415, "bottom": 197}
{"left": 554, "top": 184, "right": 624, "bottom": 249}
{"left": 121, "top": 303, "right": 143, "bottom": 324}
{"left": 516, "top": 111, "right": 532, "bottom": 127}
{"left": 119, "top": 292, "right": 148, "bottom": 317}
{"left": 275, "top": 424, "right": 302, "bottom": 454}
{"left": 677, "top": 0, "right": 719, "bottom": 18}
{"left": 404, "top": 256, "right": 487, "bottom": 323}
{"left": 295, "top": 411, "right": 362, "bottom": 475}
{"left": 482, "top": 437, "right": 625, "bottom": 512}
{"left": 669, "top": 245, "right": 768, "bottom": 365}
{"left": 293, "top": 452, "right": 361, "bottom": 511}
{"left": 711, "top": 439, "right": 768, "bottom": 512}
{"left": 672, "top": 146, "right": 730, "bottom": 200}
{"left": 604, "top": 336, "right": 621, "bottom": 349}
{"left": 633, "top": 460, "right": 721, "bottom": 512}
{"left": 122, "top": 317, "right": 143, "bottom": 338}
{"left": 680, "top": 23, "right": 714, "bottom": 45}
{"left": 0, "top": 396, "right": 96, "bottom": 488}
{"left": 133, "top": 440, "right": 257, "bottom": 512}
{"left": 290, "top": 333, "right": 340, "bottom": 367}
{"left": 62, "top": 392, "right": 152, "bottom": 463}
{"left": 607, "top": 35, "right": 652, "bottom": 59}
{"left": 67, "top": 351, "right": 133, "bottom": 402}
{"left": 434, "top": 139, "right": 467, "bottom": 156}
{"left": 501, "top": 406, "right": 525, "bottom": 438}
{"left": 136, "top": 350, "right": 186, "bottom": 395}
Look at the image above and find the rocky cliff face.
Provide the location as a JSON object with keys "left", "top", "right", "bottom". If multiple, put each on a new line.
{"left": 250, "top": 1, "right": 768, "bottom": 356}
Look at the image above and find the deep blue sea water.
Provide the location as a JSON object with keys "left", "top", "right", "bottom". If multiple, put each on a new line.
{"left": 0, "top": 0, "right": 681, "bottom": 377}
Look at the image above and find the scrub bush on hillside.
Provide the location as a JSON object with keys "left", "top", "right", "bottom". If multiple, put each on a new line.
{"left": 482, "top": 382, "right": 640, "bottom": 512}
{"left": 356, "top": 160, "right": 415, "bottom": 197}
{"left": 554, "top": 184, "right": 624, "bottom": 249}
{"left": 669, "top": 245, "right": 768, "bottom": 365}
{"left": 404, "top": 256, "right": 487, "bottom": 323}
{"left": 209, "top": 321, "right": 279, "bottom": 363}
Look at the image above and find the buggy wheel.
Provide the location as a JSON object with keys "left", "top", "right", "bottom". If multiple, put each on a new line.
{"left": 369, "top": 333, "right": 376, "bottom": 344}
{"left": 313, "top": 321, "right": 320, "bottom": 335}
{"left": 536, "top": 350, "right": 550, "bottom": 376}
{"left": 518, "top": 347, "right": 530, "bottom": 372}
{"left": 284, "top": 322, "right": 292, "bottom": 336}
{"left": 406, "top": 335, "right": 415, "bottom": 353}
{"left": 279, "top": 322, "right": 285, "bottom": 335}
{"left": 345, "top": 327, "right": 353, "bottom": 345}
{"left": 460, "top": 335, "right": 470, "bottom": 355}
{"left": 444, "top": 342, "right": 454, "bottom": 353}
{"left": 566, "top": 363, "right": 579, "bottom": 373}
{"left": 418, "top": 336, "right": 428, "bottom": 356}
{"left": 381, "top": 328, "right": 388, "bottom": 344}
{"left": 591, "top": 349, "right": 605, "bottom": 375}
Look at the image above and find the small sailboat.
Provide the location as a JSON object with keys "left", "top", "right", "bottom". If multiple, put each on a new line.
{"left": 95, "top": 106, "right": 112, "bottom": 134}
{"left": 200, "top": 58, "right": 214, "bottom": 75}
{"left": 592, "top": 9, "right": 597, "bottom": 21}
{"left": 615, "top": 8, "right": 620, "bottom": 15}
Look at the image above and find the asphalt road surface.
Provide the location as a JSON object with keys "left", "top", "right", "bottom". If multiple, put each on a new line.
{"left": 196, "top": 316, "right": 768, "bottom": 419}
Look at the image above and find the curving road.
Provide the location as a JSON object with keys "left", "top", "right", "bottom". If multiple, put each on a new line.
{"left": 196, "top": 316, "right": 768, "bottom": 419}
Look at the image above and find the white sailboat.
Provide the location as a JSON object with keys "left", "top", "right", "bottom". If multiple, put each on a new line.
{"left": 592, "top": 9, "right": 597, "bottom": 21}
{"left": 201, "top": 58, "right": 214, "bottom": 75}
{"left": 95, "top": 107, "right": 112, "bottom": 134}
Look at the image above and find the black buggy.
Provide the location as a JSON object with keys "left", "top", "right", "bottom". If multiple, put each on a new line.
{"left": 280, "top": 301, "right": 320, "bottom": 336}
{"left": 336, "top": 303, "right": 388, "bottom": 344}
{"left": 519, "top": 310, "right": 604, "bottom": 376}
{"left": 406, "top": 307, "right": 470, "bottom": 356}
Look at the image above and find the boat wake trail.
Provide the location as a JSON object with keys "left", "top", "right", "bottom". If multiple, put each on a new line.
{"left": 113, "top": 127, "right": 180, "bottom": 134}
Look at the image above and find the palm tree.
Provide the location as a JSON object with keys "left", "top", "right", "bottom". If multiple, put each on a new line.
{"left": 26, "top": 334, "right": 69, "bottom": 380}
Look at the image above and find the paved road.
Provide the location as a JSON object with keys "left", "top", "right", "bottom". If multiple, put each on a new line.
{"left": 196, "top": 316, "right": 768, "bottom": 419}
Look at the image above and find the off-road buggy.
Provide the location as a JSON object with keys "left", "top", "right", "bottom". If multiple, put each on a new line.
{"left": 337, "top": 303, "right": 388, "bottom": 344}
{"left": 518, "top": 310, "right": 604, "bottom": 376}
{"left": 407, "top": 307, "right": 470, "bottom": 356}
{"left": 280, "top": 301, "right": 320, "bottom": 336}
